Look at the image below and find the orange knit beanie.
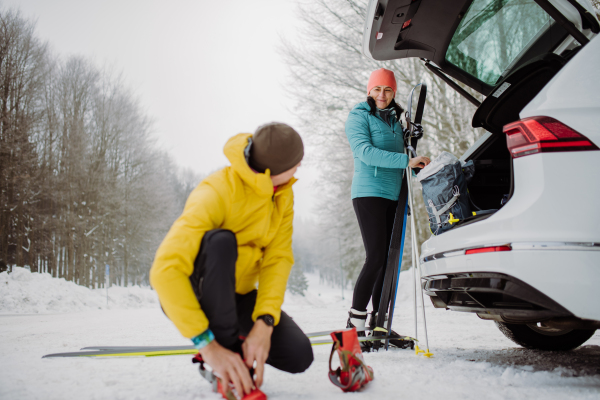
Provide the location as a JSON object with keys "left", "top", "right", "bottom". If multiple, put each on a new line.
{"left": 367, "top": 68, "right": 397, "bottom": 96}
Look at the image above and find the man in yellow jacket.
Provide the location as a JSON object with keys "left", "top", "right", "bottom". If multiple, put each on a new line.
{"left": 150, "top": 123, "right": 312, "bottom": 397}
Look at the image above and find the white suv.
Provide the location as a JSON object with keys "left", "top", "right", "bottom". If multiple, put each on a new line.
{"left": 364, "top": 0, "right": 599, "bottom": 350}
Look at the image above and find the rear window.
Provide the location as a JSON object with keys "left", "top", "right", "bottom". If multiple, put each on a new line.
{"left": 445, "top": 0, "right": 554, "bottom": 86}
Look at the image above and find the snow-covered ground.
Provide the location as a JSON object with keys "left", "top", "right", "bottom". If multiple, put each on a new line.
{"left": 1, "top": 267, "right": 599, "bottom": 399}
{"left": 0, "top": 268, "right": 159, "bottom": 314}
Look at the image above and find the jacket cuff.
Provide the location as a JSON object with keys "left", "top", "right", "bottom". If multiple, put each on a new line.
{"left": 399, "top": 154, "right": 409, "bottom": 169}
{"left": 191, "top": 329, "right": 215, "bottom": 350}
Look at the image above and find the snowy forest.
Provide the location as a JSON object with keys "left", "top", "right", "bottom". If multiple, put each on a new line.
{"left": 0, "top": 9, "right": 203, "bottom": 287}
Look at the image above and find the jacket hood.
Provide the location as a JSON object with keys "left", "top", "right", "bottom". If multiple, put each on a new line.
{"left": 223, "top": 133, "right": 296, "bottom": 197}
{"left": 352, "top": 101, "right": 371, "bottom": 113}
{"left": 353, "top": 101, "right": 396, "bottom": 113}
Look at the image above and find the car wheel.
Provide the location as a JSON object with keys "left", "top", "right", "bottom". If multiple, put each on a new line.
{"left": 495, "top": 321, "right": 596, "bottom": 351}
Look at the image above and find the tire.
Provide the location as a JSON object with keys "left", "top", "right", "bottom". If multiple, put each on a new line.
{"left": 495, "top": 321, "right": 596, "bottom": 351}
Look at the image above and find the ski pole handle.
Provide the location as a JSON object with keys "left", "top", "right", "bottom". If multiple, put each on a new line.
{"left": 407, "top": 146, "right": 422, "bottom": 174}
{"left": 407, "top": 146, "right": 417, "bottom": 158}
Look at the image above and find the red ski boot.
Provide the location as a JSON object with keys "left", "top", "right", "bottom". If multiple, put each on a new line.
{"left": 193, "top": 353, "right": 267, "bottom": 400}
{"left": 328, "top": 327, "right": 374, "bottom": 392}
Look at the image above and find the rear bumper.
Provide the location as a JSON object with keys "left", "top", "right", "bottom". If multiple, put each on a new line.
{"left": 419, "top": 150, "right": 600, "bottom": 321}
{"left": 424, "top": 272, "right": 572, "bottom": 323}
{"left": 420, "top": 247, "right": 600, "bottom": 321}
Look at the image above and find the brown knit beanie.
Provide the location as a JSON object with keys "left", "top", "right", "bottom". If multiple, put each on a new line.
{"left": 249, "top": 123, "right": 304, "bottom": 175}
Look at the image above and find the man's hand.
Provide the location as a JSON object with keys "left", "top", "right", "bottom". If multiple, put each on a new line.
{"left": 242, "top": 319, "right": 273, "bottom": 388}
{"left": 408, "top": 156, "right": 430, "bottom": 169}
{"left": 199, "top": 340, "right": 254, "bottom": 397}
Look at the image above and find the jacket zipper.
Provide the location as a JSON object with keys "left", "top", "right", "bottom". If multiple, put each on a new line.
{"left": 261, "top": 194, "right": 275, "bottom": 245}
{"left": 372, "top": 115, "right": 402, "bottom": 177}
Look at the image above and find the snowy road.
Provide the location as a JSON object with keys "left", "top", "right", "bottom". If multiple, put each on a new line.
{"left": 1, "top": 270, "right": 599, "bottom": 399}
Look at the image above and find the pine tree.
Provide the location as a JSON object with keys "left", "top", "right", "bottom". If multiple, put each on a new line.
{"left": 287, "top": 250, "right": 309, "bottom": 296}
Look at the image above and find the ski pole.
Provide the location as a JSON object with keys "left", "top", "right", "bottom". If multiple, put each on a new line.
{"left": 410, "top": 198, "right": 419, "bottom": 344}
{"left": 406, "top": 166, "right": 422, "bottom": 354}
{"left": 405, "top": 152, "right": 420, "bottom": 353}
{"left": 412, "top": 210, "right": 432, "bottom": 358}
{"left": 406, "top": 163, "right": 433, "bottom": 358}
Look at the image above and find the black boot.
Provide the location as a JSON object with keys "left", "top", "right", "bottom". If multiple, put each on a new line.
{"left": 369, "top": 312, "right": 414, "bottom": 350}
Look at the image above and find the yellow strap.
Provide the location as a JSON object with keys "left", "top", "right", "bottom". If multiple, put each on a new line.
{"left": 448, "top": 213, "right": 460, "bottom": 224}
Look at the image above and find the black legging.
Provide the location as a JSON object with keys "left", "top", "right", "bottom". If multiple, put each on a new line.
{"left": 351, "top": 197, "right": 398, "bottom": 312}
{"left": 189, "top": 229, "right": 313, "bottom": 374}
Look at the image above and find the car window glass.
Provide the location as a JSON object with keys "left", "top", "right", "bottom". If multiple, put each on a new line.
{"left": 445, "top": 0, "right": 553, "bottom": 86}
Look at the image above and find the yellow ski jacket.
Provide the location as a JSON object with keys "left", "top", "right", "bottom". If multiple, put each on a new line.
{"left": 150, "top": 133, "right": 296, "bottom": 339}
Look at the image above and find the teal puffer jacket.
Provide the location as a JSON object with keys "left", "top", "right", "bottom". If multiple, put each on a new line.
{"left": 345, "top": 101, "right": 408, "bottom": 200}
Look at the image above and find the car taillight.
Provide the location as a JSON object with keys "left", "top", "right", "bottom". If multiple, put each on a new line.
{"left": 504, "top": 116, "right": 599, "bottom": 158}
{"left": 465, "top": 245, "right": 511, "bottom": 255}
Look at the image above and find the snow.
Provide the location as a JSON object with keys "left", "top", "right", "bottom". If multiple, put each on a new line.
{"left": 1, "top": 267, "right": 599, "bottom": 399}
{"left": 0, "top": 268, "right": 159, "bottom": 314}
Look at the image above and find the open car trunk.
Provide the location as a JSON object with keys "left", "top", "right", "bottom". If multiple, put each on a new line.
{"left": 363, "top": 0, "right": 598, "bottom": 228}
{"left": 459, "top": 50, "right": 576, "bottom": 221}
{"left": 462, "top": 133, "right": 511, "bottom": 214}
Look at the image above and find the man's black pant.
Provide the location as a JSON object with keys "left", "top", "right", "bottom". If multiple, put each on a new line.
{"left": 189, "top": 229, "right": 313, "bottom": 374}
{"left": 351, "top": 197, "right": 398, "bottom": 312}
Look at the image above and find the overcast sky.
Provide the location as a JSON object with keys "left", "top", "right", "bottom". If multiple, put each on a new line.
{"left": 7, "top": 0, "right": 318, "bottom": 217}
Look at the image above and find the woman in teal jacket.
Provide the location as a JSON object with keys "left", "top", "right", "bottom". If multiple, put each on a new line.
{"left": 345, "top": 68, "right": 430, "bottom": 342}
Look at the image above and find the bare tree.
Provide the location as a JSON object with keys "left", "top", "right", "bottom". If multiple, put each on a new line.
{"left": 1, "top": 6, "right": 200, "bottom": 288}
{"left": 592, "top": 0, "right": 600, "bottom": 18}
{"left": 0, "top": 8, "right": 48, "bottom": 272}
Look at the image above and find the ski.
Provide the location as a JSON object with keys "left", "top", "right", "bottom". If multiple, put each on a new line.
{"left": 42, "top": 333, "right": 415, "bottom": 358}
{"left": 42, "top": 347, "right": 199, "bottom": 358}
{"left": 310, "top": 333, "right": 415, "bottom": 346}
{"left": 79, "top": 328, "right": 384, "bottom": 352}
{"left": 375, "top": 177, "right": 409, "bottom": 351}
{"left": 77, "top": 328, "right": 414, "bottom": 352}
{"left": 80, "top": 345, "right": 195, "bottom": 352}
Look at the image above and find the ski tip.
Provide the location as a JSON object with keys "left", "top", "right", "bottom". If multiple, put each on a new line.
{"left": 42, "top": 353, "right": 87, "bottom": 358}
{"left": 399, "top": 335, "right": 418, "bottom": 342}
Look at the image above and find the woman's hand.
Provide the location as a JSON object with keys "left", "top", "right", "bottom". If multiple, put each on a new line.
{"left": 408, "top": 156, "right": 431, "bottom": 169}
{"left": 199, "top": 340, "right": 254, "bottom": 397}
{"left": 242, "top": 319, "right": 273, "bottom": 388}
